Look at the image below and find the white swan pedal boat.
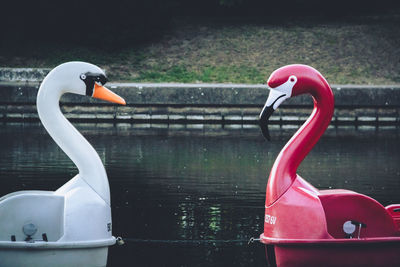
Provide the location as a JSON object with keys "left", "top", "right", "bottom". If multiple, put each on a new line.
{"left": 0, "top": 62, "right": 126, "bottom": 267}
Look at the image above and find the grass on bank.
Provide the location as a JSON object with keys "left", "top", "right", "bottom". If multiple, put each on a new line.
{"left": 135, "top": 65, "right": 263, "bottom": 83}
{"left": 1, "top": 16, "right": 400, "bottom": 84}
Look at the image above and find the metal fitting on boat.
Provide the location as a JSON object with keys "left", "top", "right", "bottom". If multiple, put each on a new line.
{"left": 116, "top": 236, "right": 125, "bottom": 246}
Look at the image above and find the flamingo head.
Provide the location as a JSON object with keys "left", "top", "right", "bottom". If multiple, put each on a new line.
{"left": 259, "top": 64, "right": 323, "bottom": 140}
{"left": 45, "top": 62, "right": 126, "bottom": 105}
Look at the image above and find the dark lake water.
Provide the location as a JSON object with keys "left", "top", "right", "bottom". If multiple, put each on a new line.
{"left": 0, "top": 123, "right": 399, "bottom": 266}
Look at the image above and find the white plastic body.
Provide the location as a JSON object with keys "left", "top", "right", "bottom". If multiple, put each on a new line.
{"left": 0, "top": 62, "right": 115, "bottom": 267}
{"left": 262, "top": 75, "right": 297, "bottom": 112}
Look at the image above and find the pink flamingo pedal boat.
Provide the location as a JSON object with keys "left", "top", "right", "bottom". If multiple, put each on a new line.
{"left": 258, "top": 64, "right": 400, "bottom": 267}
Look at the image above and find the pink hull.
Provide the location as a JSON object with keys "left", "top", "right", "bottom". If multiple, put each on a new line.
{"left": 261, "top": 236, "right": 400, "bottom": 267}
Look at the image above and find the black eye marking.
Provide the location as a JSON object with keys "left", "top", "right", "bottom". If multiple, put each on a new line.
{"left": 80, "top": 72, "right": 108, "bottom": 96}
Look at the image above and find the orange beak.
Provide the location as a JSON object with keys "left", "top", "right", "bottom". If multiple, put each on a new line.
{"left": 92, "top": 83, "right": 126, "bottom": 105}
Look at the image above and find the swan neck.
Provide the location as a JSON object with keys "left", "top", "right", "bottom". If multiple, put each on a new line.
{"left": 36, "top": 79, "right": 110, "bottom": 205}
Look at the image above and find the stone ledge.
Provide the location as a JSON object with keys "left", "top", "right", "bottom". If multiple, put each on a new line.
{"left": 0, "top": 82, "right": 400, "bottom": 107}
{"left": 0, "top": 68, "right": 51, "bottom": 82}
{"left": 0, "top": 81, "right": 399, "bottom": 125}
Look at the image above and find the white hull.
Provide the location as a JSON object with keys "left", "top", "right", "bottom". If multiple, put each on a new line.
{"left": 0, "top": 238, "right": 115, "bottom": 267}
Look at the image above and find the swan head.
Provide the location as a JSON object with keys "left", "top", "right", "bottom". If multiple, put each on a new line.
{"left": 259, "top": 64, "right": 323, "bottom": 140}
{"left": 41, "top": 61, "right": 126, "bottom": 105}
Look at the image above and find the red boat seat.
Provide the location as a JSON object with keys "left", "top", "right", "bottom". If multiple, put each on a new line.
{"left": 386, "top": 204, "right": 400, "bottom": 231}
{"left": 318, "top": 189, "right": 399, "bottom": 238}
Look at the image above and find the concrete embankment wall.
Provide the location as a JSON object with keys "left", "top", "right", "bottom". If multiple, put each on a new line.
{"left": 0, "top": 68, "right": 399, "bottom": 127}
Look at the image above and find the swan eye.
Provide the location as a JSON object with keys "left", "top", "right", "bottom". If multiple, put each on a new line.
{"left": 80, "top": 72, "right": 107, "bottom": 85}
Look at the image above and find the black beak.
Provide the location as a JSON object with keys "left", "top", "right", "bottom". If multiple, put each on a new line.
{"left": 258, "top": 92, "right": 286, "bottom": 141}
{"left": 259, "top": 105, "right": 274, "bottom": 141}
{"left": 80, "top": 72, "right": 108, "bottom": 96}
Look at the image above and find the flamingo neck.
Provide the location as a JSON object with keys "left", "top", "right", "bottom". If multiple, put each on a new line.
{"left": 36, "top": 77, "right": 110, "bottom": 205}
{"left": 266, "top": 80, "right": 334, "bottom": 206}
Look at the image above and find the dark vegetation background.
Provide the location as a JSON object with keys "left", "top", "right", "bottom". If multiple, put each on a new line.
{"left": 2, "top": 0, "right": 398, "bottom": 48}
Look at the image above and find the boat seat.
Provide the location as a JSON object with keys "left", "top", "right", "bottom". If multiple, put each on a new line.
{"left": 386, "top": 204, "right": 400, "bottom": 231}
{"left": 0, "top": 191, "right": 64, "bottom": 242}
{"left": 318, "top": 189, "right": 399, "bottom": 238}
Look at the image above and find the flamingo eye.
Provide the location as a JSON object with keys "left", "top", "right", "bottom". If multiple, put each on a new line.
{"left": 289, "top": 76, "right": 296, "bottom": 83}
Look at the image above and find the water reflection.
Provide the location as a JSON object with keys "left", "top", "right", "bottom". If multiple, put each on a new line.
{"left": 0, "top": 123, "right": 399, "bottom": 266}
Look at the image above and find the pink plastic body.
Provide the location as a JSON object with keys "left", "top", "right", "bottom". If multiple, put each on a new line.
{"left": 260, "top": 65, "right": 400, "bottom": 266}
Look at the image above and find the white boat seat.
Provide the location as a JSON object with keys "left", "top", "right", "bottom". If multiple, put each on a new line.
{"left": 0, "top": 191, "right": 64, "bottom": 242}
